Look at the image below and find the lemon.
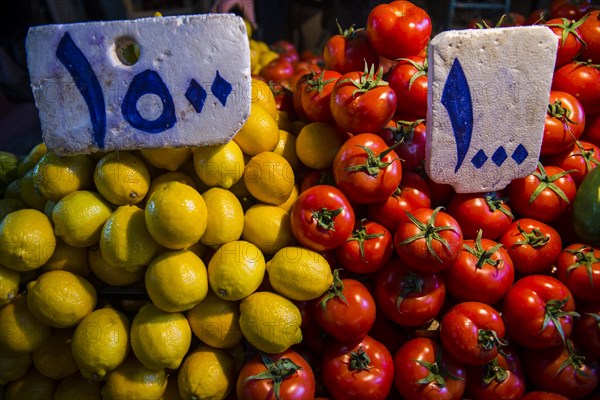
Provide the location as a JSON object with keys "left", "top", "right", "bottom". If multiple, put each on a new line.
{"left": 233, "top": 103, "right": 279, "bottom": 156}
{"left": 3, "top": 367, "right": 57, "bottom": 400}
{"left": 18, "top": 142, "right": 47, "bottom": 177}
{"left": 145, "top": 249, "right": 208, "bottom": 312}
{"left": 161, "top": 375, "right": 184, "bottom": 400}
{"left": 0, "top": 351, "right": 31, "bottom": 385}
{"left": 130, "top": 303, "right": 192, "bottom": 370}
{"left": 259, "top": 51, "right": 279, "bottom": 69}
{"left": 0, "top": 208, "right": 56, "bottom": 271}
{"left": 243, "top": 18, "right": 253, "bottom": 39}
{"left": 27, "top": 270, "right": 97, "bottom": 328}
{"left": 244, "top": 151, "right": 295, "bottom": 206}
{"left": 250, "top": 46, "right": 260, "bottom": 71}
{"left": 100, "top": 205, "right": 161, "bottom": 271}
{"left": 32, "top": 328, "right": 79, "bottom": 379}
{"left": 200, "top": 187, "right": 244, "bottom": 247}
{"left": 19, "top": 168, "right": 47, "bottom": 210}
{"left": 0, "top": 294, "right": 51, "bottom": 353}
{"left": 139, "top": 147, "right": 192, "bottom": 171}
{"left": 32, "top": 152, "right": 94, "bottom": 202}
{"left": 72, "top": 306, "right": 130, "bottom": 381}
{"left": 101, "top": 355, "right": 168, "bottom": 400}
{"left": 267, "top": 246, "right": 333, "bottom": 301}
{"left": 229, "top": 176, "right": 256, "bottom": 211}
{"left": 186, "top": 290, "right": 243, "bottom": 349}
{"left": 242, "top": 203, "right": 295, "bottom": 255}
{"left": 54, "top": 372, "right": 103, "bottom": 400}
{"left": 52, "top": 190, "right": 113, "bottom": 247}
{"left": 0, "top": 150, "right": 19, "bottom": 196}
{"left": 145, "top": 181, "right": 207, "bottom": 250}
{"left": 278, "top": 183, "right": 299, "bottom": 214}
{"left": 88, "top": 244, "right": 144, "bottom": 286}
{"left": 42, "top": 238, "right": 90, "bottom": 276}
{"left": 250, "top": 77, "right": 278, "bottom": 120}
{"left": 192, "top": 140, "right": 245, "bottom": 189}
{"left": 147, "top": 171, "right": 196, "bottom": 199}
{"left": 177, "top": 345, "right": 236, "bottom": 400}
{"left": 239, "top": 291, "right": 302, "bottom": 353}
{"left": 94, "top": 151, "right": 151, "bottom": 205}
{"left": 273, "top": 129, "right": 300, "bottom": 170}
{"left": 296, "top": 121, "right": 344, "bottom": 169}
{"left": 0, "top": 264, "right": 20, "bottom": 306}
{"left": 208, "top": 240, "right": 265, "bottom": 301}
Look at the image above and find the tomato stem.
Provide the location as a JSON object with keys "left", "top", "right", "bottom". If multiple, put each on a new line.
{"left": 545, "top": 16, "right": 588, "bottom": 47}
{"left": 347, "top": 219, "right": 385, "bottom": 260}
{"left": 574, "top": 140, "right": 600, "bottom": 174}
{"left": 565, "top": 245, "right": 600, "bottom": 286}
{"left": 514, "top": 223, "right": 550, "bottom": 248}
{"left": 547, "top": 99, "right": 578, "bottom": 125}
{"left": 320, "top": 269, "right": 348, "bottom": 311}
{"left": 477, "top": 328, "right": 509, "bottom": 352}
{"left": 306, "top": 70, "right": 339, "bottom": 94}
{"left": 541, "top": 297, "right": 580, "bottom": 345}
{"left": 481, "top": 357, "right": 509, "bottom": 385}
{"left": 463, "top": 229, "right": 504, "bottom": 270}
{"left": 312, "top": 207, "right": 343, "bottom": 231}
{"left": 396, "top": 270, "right": 424, "bottom": 310}
{"left": 244, "top": 353, "right": 303, "bottom": 400}
{"left": 529, "top": 162, "right": 576, "bottom": 205}
{"left": 484, "top": 191, "right": 514, "bottom": 220}
{"left": 397, "top": 207, "right": 456, "bottom": 263}
{"left": 345, "top": 143, "right": 400, "bottom": 177}
{"left": 339, "top": 62, "right": 389, "bottom": 97}
{"left": 348, "top": 347, "right": 372, "bottom": 371}
{"left": 556, "top": 339, "right": 589, "bottom": 377}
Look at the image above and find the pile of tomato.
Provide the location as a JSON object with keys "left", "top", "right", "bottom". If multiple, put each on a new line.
{"left": 243, "top": 1, "right": 600, "bottom": 399}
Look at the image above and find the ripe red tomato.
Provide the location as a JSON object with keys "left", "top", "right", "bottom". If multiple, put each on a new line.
{"left": 446, "top": 191, "right": 513, "bottom": 240}
{"left": 377, "top": 119, "right": 427, "bottom": 171}
{"left": 464, "top": 351, "right": 526, "bottom": 400}
{"left": 236, "top": 349, "right": 315, "bottom": 400}
{"left": 541, "top": 91, "right": 586, "bottom": 156}
{"left": 386, "top": 56, "right": 428, "bottom": 119}
{"left": 520, "top": 392, "right": 569, "bottom": 400}
{"left": 330, "top": 66, "right": 397, "bottom": 134}
{"left": 555, "top": 243, "right": 600, "bottom": 303}
{"left": 543, "top": 140, "right": 600, "bottom": 186}
{"left": 271, "top": 40, "right": 299, "bottom": 64}
{"left": 578, "top": 10, "right": 600, "bottom": 63}
{"left": 335, "top": 219, "right": 393, "bottom": 274}
{"left": 498, "top": 218, "right": 563, "bottom": 275}
{"left": 374, "top": 258, "right": 446, "bottom": 327}
{"left": 292, "top": 72, "right": 312, "bottom": 121}
{"left": 508, "top": 163, "right": 577, "bottom": 223}
{"left": 550, "top": 0, "right": 592, "bottom": 20}
{"left": 440, "top": 302, "right": 507, "bottom": 366}
{"left": 502, "top": 274, "right": 578, "bottom": 349}
{"left": 290, "top": 184, "right": 355, "bottom": 251}
{"left": 260, "top": 57, "right": 295, "bottom": 86}
{"left": 574, "top": 303, "right": 600, "bottom": 359}
{"left": 332, "top": 133, "right": 402, "bottom": 204}
{"left": 366, "top": 1, "right": 432, "bottom": 60}
{"left": 393, "top": 337, "right": 466, "bottom": 400}
{"left": 394, "top": 207, "right": 464, "bottom": 273}
{"left": 300, "top": 70, "right": 341, "bottom": 123}
{"left": 314, "top": 272, "right": 376, "bottom": 342}
{"left": 545, "top": 17, "right": 587, "bottom": 68}
{"left": 582, "top": 111, "right": 600, "bottom": 147}
{"left": 442, "top": 231, "right": 514, "bottom": 305}
{"left": 323, "top": 25, "right": 380, "bottom": 74}
{"left": 322, "top": 335, "right": 394, "bottom": 400}
{"left": 269, "top": 81, "right": 295, "bottom": 118}
{"left": 553, "top": 61, "right": 600, "bottom": 116}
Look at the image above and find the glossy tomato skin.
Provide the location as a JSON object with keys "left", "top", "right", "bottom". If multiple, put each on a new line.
{"left": 330, "top": 70, "right": 397, "bottom": 134}
{"left": 260, "top": 57, "right": 295, "bottom": 86}
{"left": 333, "top": 133, "right": 402, "bottom": 204}
{"left": 393, "top": 337, "right": 466, "bottom": 400}
{"left": 322, "top": 335, "right": 394, "bottom": 400}
{"left": 442, "top": 236, "right": 514, "bottom": 305}
{"left": 292, "top": 72, "right": 311, "bottom": 121}
{"left": 386, "top": 56, "right": 427, "bottom": 119}
{"left": 520, "top": 392, "right": 569, "bottom": 400}
{"left": 335, "top": 219, "right": 393, "bottom": 274}
{"left": 323, "top": 27, "right": 380, "bottom": 74}
{"left": 542, "top": 140, "right": 600, "bottom": 186}
{"left": 582, "top": 111, "right": 600, "bottom": 147}
{"left": 498, "top": 218, "right": 563, "bottom": 275}
{"left": 366, "top": 1, "right": 432, "bottom": 60}
{"left": 574, "top": 303, "right": 600, "bottom": 359}
{"left": 542, "top": 91, "right": 586, "bottom": 156}
{"left": 290, "top": 184, "right": 355, "bottom": 251}
{"left": 545, "top": 17, "right": 586, "bottom": 68}
{"left": 300, "top": 70, "right": 341, "bottom": 123}
{"left": 374, "top": 258, "right": 446, "bottom": 327}
{"left": 502, "top": 275, "right": 577, "bottom": 349}
{"left": 236, "top": 349, "right": 316, "bottom": 400}
{"left": 550, "top": 0, "right": 592, "bottom": 20}
{"left": 377, "top": 119, "right": 427, "bottom": 171}
{"left": 555, "top": 243, "right": 600, "bottom": 303}
{"left": 446, "top": 191, "right": 513, "bottom": 240}
{"left": 553, "top": 61, "right": 600, "bottom": 116}
{"left": 464, "top": 351, "right": 526, "bottom": 400}
{"left": 394, "top": 207, "right": 464, "bottom": 273}
{"left": 579, "top": 10, "right": 600, "bottom": 63}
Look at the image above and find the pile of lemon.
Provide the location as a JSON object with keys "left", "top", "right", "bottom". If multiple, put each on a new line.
{"left": 0, "top": 78, "right": 337, "bottom": 399}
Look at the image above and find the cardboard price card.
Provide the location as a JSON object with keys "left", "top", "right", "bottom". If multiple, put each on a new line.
{"left": 26, "top": 14, "right": 251, "bottom": 155}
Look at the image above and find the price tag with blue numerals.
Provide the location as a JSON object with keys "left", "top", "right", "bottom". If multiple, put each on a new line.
{"left": 25, "top": 14, "right": 251, "bottom": 155}
{"left": 426, "top": 26, "right": 558, "bottom": 193}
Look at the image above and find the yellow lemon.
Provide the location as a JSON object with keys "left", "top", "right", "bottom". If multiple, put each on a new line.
{"left": 145, "top": 249, "right": 208, "bottom": 312}
{"left": 0, "top": 351, "right": 31, "bottom": 385}
{"left": 0, "top": 208, "right": 56, "bottom": 271}
{"left": 0, "top": 264, "right": 20, "bottom": 306}
{"left": 255, "top": 40, "right": 270, "bottom": 53}
{"left": 244, "top": 151, "right": 295, "bottom": 206}
{"left": 200, "top": 187, "right": 244, "bottom": 248}
{"left": 139, "top": 147, "right": 192, "bottom": 171}
{"left": 100, "top": 205, "right": 161, "bottom": 271}
{"left": 233, "top": 103, "right": 279, "bottom": 156}
{"left": 266, "top": 246, "right": 333, "bottom": 301}
{"left": 0, "top": 150, "right": 19, "bottom": 196}
{"left": 33, "top": 152, "right": 94, "bottom": 201}
{"left": 18, "top": 142, "right": 47, "bottom": 177}
{"left": 186, "top": 290, "right": 242, "bottom": 349}
{"left": 54, "top": 372, "right": 103, "bottom": 400}
{"left": 32, "top": 328, "right": 79, "bottom": 379}
{"left": 19, "top": 168, "right": 47, "bottom": 210}
{"left": 177, "top": 345, "right": 236, "bottom": 400}
{"left": 259, "top": 51, "right": 279, "bottom": 69}
{"left": 3, "top": 367, "right": 57, "bottom": 400}
{"left": 42, "top": 238, "right": 90, "bottom": 276}
{"left": 242, "top": 203, "right": 295, "bottom": 255}
{"left": 278, "top": 183, "right": 299, "bottom": 214}
{"left": 250, "top": 77, "right": 278, "bottom": 120}
{"left": 94, "top": 151, "right": 150, "bottom": 205}
{"left": 52, "top": 190, "right": 113, "bottom": 247}
{"left": 147, "top": 170, "right": 196, "bottom": 199}
{"left": 101, "top": 355, "right": 168, "bottom": 400}
{"left": 192, "top": 140, "right": 245, "bottom": 189}
{"left": 88, "top": 244, "right": 144, "bottom": 286}
{"left": 250, "top": 45, "right": 260, "bottom": 71}
{"left": 229, "top": 176, "right": 256, "bottom": 211}
{"left": 145, "top": 181, "right": 208, "bottom": 249}
{"left": 208, "top": 240, "right": 265, "bottom": 301}
{"left": 72, "top": 306, "right": 130, "bottom": 381}
{"left": 0, "top": 294, "right": 51, "bottom": 353}
{"left": 27, "top": 270, "right": 97, "bottom": 328}
{"left": 273, "top": 129, "right": 300, "bottom": 170}
{"left": 239, "top": 291, "right": 302, "bottom": 353}
{"left": 130, "top": 303, "right": 192, "bottom": 370}
{"left": 296, "top": 121, "right": 344, "bottom": 169}
{"left": 0, "top": 198, "right": 25, "bottom": 222}
{"left": 243, "top": 18, "right": 253, "bottom": 39}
